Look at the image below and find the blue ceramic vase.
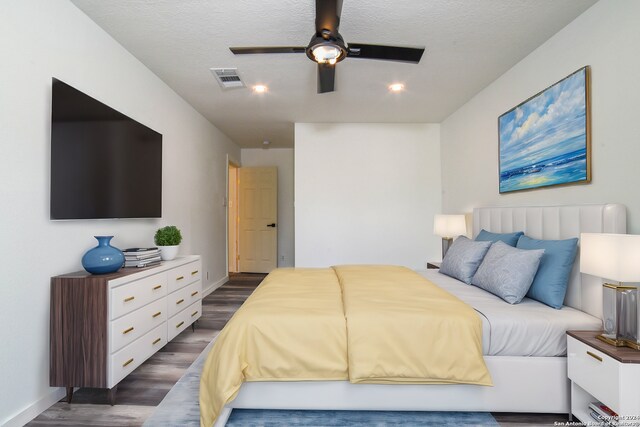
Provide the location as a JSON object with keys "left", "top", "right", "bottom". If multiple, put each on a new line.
{"left": 82, "top": 236, "right": 125, "bottom": 274}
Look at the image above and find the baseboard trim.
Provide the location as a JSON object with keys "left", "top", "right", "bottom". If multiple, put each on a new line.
{"left": 2, "top": 387, "right": 66, "bottom": 427}
{"left": 203, "top": 275, "right": 228, "bottom": 297}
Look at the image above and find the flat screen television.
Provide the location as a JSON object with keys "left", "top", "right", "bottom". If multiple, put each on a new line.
{"left": 50, "top": 78, "right": 162, "bottom": 219}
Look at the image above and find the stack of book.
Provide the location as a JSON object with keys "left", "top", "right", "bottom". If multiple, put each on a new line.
{"left": 589, "top": 401, "right": 618, "bottom": 426}
{"left": 123, "top": 247, "right": 162, "bottom": 268}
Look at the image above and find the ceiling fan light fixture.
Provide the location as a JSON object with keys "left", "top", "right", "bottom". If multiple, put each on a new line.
{"left": 306, "top": 32, "right": 347, "bottom": 65}
{"left": 389, "top": 83, "right": 405, "bottom": 92}
{"left": 311, "top": 44, "right": 343, "bottom": 64}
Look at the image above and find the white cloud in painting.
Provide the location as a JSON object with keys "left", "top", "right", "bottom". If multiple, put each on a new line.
{"left": 499, "top": 69, "right": 587, "bottom": 172}
{"left": 515, "top": 108, "right": 524, "bottom": 121}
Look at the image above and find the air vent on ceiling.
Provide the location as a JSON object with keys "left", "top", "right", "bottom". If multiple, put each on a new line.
{"left": 210, "top": 68, "right": 245, "bottom": 90}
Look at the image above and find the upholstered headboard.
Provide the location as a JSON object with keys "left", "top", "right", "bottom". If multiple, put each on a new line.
{"left": 473, "top": 204, "right": 626, "bottom": 319}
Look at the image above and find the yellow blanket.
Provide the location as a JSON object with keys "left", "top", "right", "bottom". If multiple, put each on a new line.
{"left": 199, "top": 268, "right": 348, "bottom": 427}
{"left": 200, "top": 266, "right": 491, "bottom": 427}
{"left": 334, "top": 265, "right": 492, "bottom": 385}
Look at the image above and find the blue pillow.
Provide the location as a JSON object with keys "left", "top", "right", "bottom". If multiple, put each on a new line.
{"left": 439, "top": 236, "right": 492, "bottom": 285}
{"left": 516, "top": 235, "right": 578, "bottom": 309}
{"left": 475, "top": 229, "right": 524, "bottom": 247}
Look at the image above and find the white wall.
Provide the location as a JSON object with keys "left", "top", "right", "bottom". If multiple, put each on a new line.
{"left": 240, "top": 148, "right": 295, "bottom": 267}
{"left": 441, "top": 0, "right": 640, "bottom": 232}
{"left": 295, "top": 123, "right": 441, "bottom": 269}
{"left": 0, "top": 1, "right": 239, "bottom": 425}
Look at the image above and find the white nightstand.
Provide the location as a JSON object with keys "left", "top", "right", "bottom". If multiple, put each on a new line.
{"left": 567, "top": 331, "right": 640, "bottom": 425}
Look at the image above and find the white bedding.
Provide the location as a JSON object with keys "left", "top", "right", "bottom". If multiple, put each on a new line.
{"left": 419, "top": 270, "right": 602, "bottom": 357}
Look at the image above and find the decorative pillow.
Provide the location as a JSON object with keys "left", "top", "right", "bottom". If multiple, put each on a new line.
{"left": 517, "top": 235, "right": 579, "bottom": 309}
{"left": 439, "top": 236, "right": 492, "bottom": 285}
{"left": 475, "top": 229, "right": 524, "bottom": 247}
{"left": 472, "top": 241, "right": 544, "bottom": 304}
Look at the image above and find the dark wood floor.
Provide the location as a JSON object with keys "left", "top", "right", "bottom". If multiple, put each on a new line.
{"left": 29, "top": 272, "right": 568, "bottom": 426}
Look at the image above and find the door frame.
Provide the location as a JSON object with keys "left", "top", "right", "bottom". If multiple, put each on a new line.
{"left": 226, "top": 155, "right": 240, "bottom": 274}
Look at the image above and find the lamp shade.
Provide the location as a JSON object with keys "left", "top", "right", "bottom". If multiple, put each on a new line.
{"left": 433, "top": 214, "right": 467, "bottom": 238}
{"left": 580, "top": 233, "right": 640, "bottom": 282}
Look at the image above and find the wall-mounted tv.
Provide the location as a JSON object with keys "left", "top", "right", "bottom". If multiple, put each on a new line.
{"left": 50, "top": 78, "right": 162, "bottom": 219}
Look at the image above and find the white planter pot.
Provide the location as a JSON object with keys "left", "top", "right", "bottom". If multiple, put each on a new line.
{"left": 158, "top": 245, "right": 179, "bottom": 261}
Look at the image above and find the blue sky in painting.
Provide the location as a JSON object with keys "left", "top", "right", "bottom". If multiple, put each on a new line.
{"left": 499, "top": 69, "right": 586, "bottom": 173}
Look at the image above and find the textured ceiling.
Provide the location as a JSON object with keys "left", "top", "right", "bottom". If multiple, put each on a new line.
{"left": 71, "top": 0, "right": 597, "bottom": 148}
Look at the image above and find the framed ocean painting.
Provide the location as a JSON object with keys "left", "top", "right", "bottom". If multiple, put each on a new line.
{"left": 498, "top": 66, "right": 591, "bottom": 193}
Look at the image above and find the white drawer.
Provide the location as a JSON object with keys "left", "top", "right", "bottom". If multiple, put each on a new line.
{"left": 168, "top": 300, "right": 202, "bottom": 341}
{"left": 110, "top": 272, "right": 167, "bottom": 320}
{"left": 167, "top": 281, "right": 202, "bottom": 318}
{"left": 109, "top": 322, "right": 167, "bottom": 387}
{"left": 567, "top": 336, "right": 620, "bottom": 411}
{"left": 168, "top": 260, "right": 201, "bottom": 293}
{"left": 110, "top": 298, "right": 167, "bottom": 354}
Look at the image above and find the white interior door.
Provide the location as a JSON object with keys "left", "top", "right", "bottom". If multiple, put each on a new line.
{"left": 239, "top": 167, "right": 278, "bottom": 273}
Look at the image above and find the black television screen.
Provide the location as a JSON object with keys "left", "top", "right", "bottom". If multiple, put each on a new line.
{"left": 50, "top": 79, "right": 162, "bottom": 219}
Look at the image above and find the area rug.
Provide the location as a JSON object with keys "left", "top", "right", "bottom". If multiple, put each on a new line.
{"left": 144, "top": 338, "right": 499, "bottom": 426}
{"left": 227, "top": 409, "right": 498, "bottom": 426}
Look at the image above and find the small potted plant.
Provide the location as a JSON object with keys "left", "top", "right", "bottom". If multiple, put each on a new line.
{"left": 154, "top": 225, "right": 182, "bottom": 261}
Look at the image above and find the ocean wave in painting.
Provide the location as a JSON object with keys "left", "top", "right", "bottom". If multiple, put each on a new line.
{"left": 499, "top": 147, "right": 587, "bottom": 193}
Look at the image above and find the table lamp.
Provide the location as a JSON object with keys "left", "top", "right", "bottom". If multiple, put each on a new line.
{"left": 433, "top": 214, "right": 467, "bottom": 259}
{"left": 581, "top": 233, "right": 640, "bottom": 349}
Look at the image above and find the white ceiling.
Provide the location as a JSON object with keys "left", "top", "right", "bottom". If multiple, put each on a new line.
{"left": 71, "top": 0, "right": 597, "bottom": 148}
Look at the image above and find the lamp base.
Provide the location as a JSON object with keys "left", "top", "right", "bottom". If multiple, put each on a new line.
{"left": 596, "top": 334, "right": 626, "bottom": 347}
{"left": 597, "top": 334, "right": 640, "bottom": 351}
{"left": 442, "top": 238, "right": 453, "bottom": 259}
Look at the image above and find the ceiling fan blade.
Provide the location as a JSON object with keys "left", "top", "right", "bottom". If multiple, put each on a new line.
{"left": 347, "top": 43, "right": 425, "bottom": 63}
{"left": 316, "top": 0, "right": 343, "bottom": 36}
{"left": 317, "top": 63, "right": 336, "bottom": 93}
{"left": 230, "top": 47, "right": 306, "bottom": 55}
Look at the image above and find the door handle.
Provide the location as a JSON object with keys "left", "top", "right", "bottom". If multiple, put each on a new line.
{"left": 267, "top": 223, "right": 277, "bottom": 228}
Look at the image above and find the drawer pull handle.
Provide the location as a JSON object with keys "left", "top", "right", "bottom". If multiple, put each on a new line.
{"left": 124, "top": 296, "right": 135, "bottom": 303}
{"left": 191, "top": 270, "right": 199, "bottom": 275}
{"left": 152, "top": 311, "right": 162, "bottom": 318}
{"left": 176, "top": 276, "right": 184, "bottom": 281}
{"left": 152, "top": 338, "right": 161, "bottom": 345}
{"left": 191, "top": 291, "right": 199, "bottom": 297}
{"left": 122, "top": 358, "right": 134, "bottom": 367}
{"left": 191, "top": 310, "right": 199, "bottom": 317}
{"left": 176, "top": 299, "right": 185, "bottom": 305}
{"left": 153, "top": 285, "right": 162, "bottom": 290}
{"left": 122, "top": 327, "right": 134, "bottom": 334}
{"left": 587, "top": 351, "right": 603, "bottom": 362}
{"left": 176, "top": 321, "right": 185, "bottom": 328}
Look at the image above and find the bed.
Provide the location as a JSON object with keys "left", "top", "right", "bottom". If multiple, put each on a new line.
{"left": 204, "top": 204, "right": 626, "bottom": 427}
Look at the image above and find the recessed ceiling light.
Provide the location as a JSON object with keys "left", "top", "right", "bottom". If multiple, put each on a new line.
{"left": 389, "top": 83, "right": 404, "bottom": 92}
{"left": 253, "top": 85, "right": 268, "bottom": 93}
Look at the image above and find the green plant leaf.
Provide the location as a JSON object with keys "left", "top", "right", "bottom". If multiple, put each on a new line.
{"left": 154, "top": 225, "right": 183, "bottom": 246}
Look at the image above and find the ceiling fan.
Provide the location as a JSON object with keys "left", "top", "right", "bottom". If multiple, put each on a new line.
{"left": 229, "top": 0, "right": 425, "bottom": 94}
